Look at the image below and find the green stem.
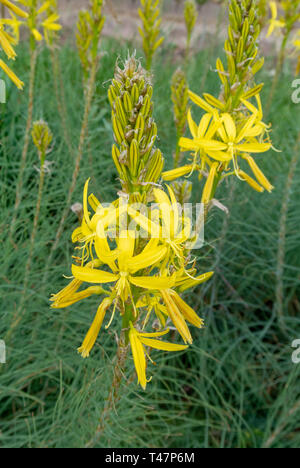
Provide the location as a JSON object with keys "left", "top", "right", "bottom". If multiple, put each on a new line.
{"left": 85, "top": 329, "right": 129, "bottom": 448}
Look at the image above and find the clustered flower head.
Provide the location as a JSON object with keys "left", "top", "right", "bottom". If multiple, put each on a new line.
{"left": 51, "top": 56, "right": 213, "bottom": 390}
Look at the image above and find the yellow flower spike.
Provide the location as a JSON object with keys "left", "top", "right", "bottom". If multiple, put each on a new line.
{"left": 243, "top": 155, "right": 274, "bottom": 192}
{"left": 0, "top": 58, "right": 24, "bottom": 88}
{"left": 129, "top": 323, "right": 188, "bottom": 389}
{"left": 0, "top": 0, "right": 28, "bottom": 19}
{"left": 78, "top": 297, "right": 113, "bottom": 358}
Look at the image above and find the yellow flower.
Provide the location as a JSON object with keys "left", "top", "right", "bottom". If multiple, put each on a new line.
{"left": 267, "top": 1, "right": 285, "bottom": 38}
{"left": 129, "top": 323, "right": 188, "bottom": 389}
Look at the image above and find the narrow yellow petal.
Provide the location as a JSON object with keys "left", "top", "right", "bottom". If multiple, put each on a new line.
{"left": 238, "top": 170, "right": 264, "bottom": 193}
{"left": 130, "top": 275, "right": 176, "bottom": 290}
{"left": 201, "top": 162, "right": 219, "bottom": 205}
{"left": 139, "top": 337, "right": 188, "bottom": 352}
{"left": 129, "top": 327, "right": 147, "bottom": 389}
{"left": 244, "top": 155, "right": 274, "bottom": 192}
{"left": 72, "top": 265, "right": 118, "bottom": 284}
{"left": 162, "top": 165, "right": 194, "bottom": 181}
{"left": 170, "top": 291, "right": 204, "bottom": 329}
{"left": 78, "top": 298, "right": 112, "bottom": 358}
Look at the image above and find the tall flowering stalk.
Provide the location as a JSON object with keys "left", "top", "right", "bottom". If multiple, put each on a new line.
{"left": 52, "top": 55, "right": 213, "bottom": 405}
{"left": 9, "top": 0, "right": 61, "bottom": 244}
{"left": 138, "top": 0, "right": 164, "bottom": 70}
{"left": 163, "top": 0, "right": 274, "bottom": 212}
{"left": 43, "top": 0, "right": 105, "bottom": 286}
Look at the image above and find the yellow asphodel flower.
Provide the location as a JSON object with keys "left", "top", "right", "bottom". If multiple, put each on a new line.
{"left": 129, "top": 323, "right": 188, "bottom": 390}
{"left": 267, "top": 1, "right": 285, "bottom": 38}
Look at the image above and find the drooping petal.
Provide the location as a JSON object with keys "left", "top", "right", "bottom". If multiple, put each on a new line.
{"left": 170, "top": 291, "right": 204, "bottom": 329}
{"left": 129, "top": 326, "right": 147, "bottom": 389}
{"left": 244, "top": 155, "right": 274, "bottom": 192}
{"left": 160, "top": 290, "right": 192, "bottom": 344}
{"left": 78, "top": 297, "right": 112, "bottom": 358}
